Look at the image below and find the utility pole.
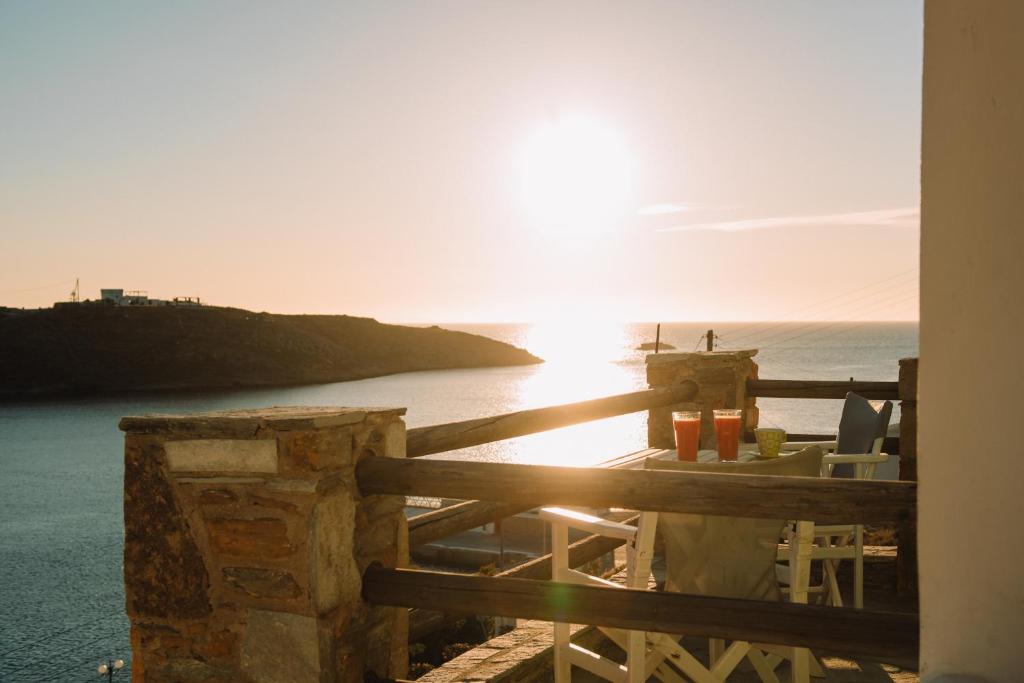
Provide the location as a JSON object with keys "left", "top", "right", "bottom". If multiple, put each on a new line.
{"left": 70, "top": 278, "right": 80, "bottom": 303}
{"left": 706, "top": 328, "right": 714, "bottom": 352}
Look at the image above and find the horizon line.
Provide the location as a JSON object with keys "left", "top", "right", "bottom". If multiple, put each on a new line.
{"left": 403, "top": 319, "right": 921, "bottom": 325}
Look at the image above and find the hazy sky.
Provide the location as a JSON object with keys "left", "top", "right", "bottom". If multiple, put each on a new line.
{"left": 1, "top": 1, "right": 922, "bottom": 322}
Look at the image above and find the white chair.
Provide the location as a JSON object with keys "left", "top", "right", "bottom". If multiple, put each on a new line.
{"left": 778, "top": 392, "right": 893, "bottom": 609}
{"left": 542, "top": 447, "right": 824, "bottom": 683}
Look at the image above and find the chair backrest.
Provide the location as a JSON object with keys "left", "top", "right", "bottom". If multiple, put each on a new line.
{"left": 833, "top": 392, "right": 893, "bottom": 478}
{"left": 643, "top": 446, "right": 823, "bottom": 601}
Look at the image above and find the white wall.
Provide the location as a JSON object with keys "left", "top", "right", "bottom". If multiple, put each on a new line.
{"left": 920, "top": 1, "right": 1024, "bottom": 679}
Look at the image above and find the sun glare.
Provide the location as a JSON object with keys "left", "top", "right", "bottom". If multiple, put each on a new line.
{"left": 516, "top": 113, "right": 634, "bottom": 235}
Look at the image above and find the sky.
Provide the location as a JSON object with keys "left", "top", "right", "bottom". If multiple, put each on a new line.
{"left": 0, "top": 1, "right": 923, "bottom": 322}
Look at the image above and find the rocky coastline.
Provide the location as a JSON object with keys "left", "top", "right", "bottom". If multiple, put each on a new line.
{"left": 0, "top": 305, "right": 542, "bottom": 399}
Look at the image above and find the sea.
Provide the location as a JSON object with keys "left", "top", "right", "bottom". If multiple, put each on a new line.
{"left": 0, "top": 321, "right": 917, "bottom": 681}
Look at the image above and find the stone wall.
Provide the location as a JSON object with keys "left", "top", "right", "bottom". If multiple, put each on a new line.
{"left": 646, "top": 351, "right": 759, "bottom": 450}
{"left": 120, "top": 407, "right": 409, "bottom": 682}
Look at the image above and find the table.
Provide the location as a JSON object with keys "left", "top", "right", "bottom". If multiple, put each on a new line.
{"left": 649, "top": 445, "right": 794, "bottom": 464}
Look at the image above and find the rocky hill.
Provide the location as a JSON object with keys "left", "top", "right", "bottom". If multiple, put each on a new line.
{"left": 0, "top": 305, "right": 541, "bottom": 398}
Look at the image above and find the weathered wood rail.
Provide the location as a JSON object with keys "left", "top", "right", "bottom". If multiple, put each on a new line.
{"left": 399, "top": 368, "right": 920, "bottom": 650}
{"left": 408, "top": 500, "right": 523, "bottom": 549}
{"left": 405, "top": 377, "right": 911, "bottom": 549}
{"left": 406, "top": 383, "right": 698, "bottom": 458}
{"left": 361, "top": 457, "right": 916, "bottom": 525}
{"left": 404, "top": 386, "right": 697, "bottom": 550}
{"left": 367, "top": 567, "right": 919, "bottom": 665}
{"left": 408, "top": 515, "right": 639, "bottom": 641}
{"left": 368, "top": 453, "right": 918, "bottom": 663}
{"left": 407, "top": 448, "right": 657, "bottom": 548}
{"left": 747, "top": 379, "right": 904, "bottom": 400}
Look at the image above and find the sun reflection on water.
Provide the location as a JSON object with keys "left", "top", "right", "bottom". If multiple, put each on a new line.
{"left": 517, "top": 319, "right": 636, "bottom": 405}
{"left": 462, "top": 319, "right": 648, "bottom": 468}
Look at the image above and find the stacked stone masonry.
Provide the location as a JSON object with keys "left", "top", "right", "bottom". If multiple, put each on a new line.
{"left": 646, "top": 350, "right": 759, "bottom": 450}
{"left": 120, "top": 407, "right": 409, "bottom": 682}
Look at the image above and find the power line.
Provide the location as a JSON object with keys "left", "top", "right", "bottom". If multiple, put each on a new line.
{"left": 750, "top": 290, "right": 920, "bottom": 352}
{"left": 727, "top": 281, "right": 919, "bottom": 351}
{"left": 724, "top": 268, "right": 919, "bottom": 345}
{"left": 718, "top": 287, "right": 918, "bottom": 381}
{"left": 725, "top": 275, "right": 918, "bottom": 348}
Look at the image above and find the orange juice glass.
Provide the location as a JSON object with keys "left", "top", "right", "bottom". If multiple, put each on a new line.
{"left": 671, "top": 410, "right": 701, "bottom": 461}
{"left": 713, "top": 409, "right": 743, "bottom": 461}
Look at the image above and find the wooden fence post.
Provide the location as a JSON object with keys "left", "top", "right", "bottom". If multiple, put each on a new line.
{"left": 897, "top": 357, "right": 919, "bottom": 598}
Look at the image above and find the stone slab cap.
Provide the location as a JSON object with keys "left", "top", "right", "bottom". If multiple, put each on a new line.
{"left": 645, "top": 350, "right": 757, "bottom": 365}
{"left": 119, "top": 406, "right": 408, "bottom": 435}
{"left": 165, "top": 439, "right": 278, "bottom": 474}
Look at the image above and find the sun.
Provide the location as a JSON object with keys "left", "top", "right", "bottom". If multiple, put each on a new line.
{"left": 515, "top": 113, "right": 634, "bottom": 235}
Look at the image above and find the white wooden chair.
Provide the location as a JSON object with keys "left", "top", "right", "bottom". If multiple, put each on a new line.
{"left": 541, "top": 447, "right": 824, "bottom": 683}
{"left": 777, "top": 392, "right": 893, "bottom": 609}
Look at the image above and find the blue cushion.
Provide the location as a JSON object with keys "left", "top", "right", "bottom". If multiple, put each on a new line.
{"left": 832, "top": 392, "right": 892, "bottom": 478}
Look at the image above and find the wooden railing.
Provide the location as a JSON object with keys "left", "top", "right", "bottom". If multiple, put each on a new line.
{"left": 746, "top": 377, "right": 911, "bottom": 453}
{"left": 409, "top": 514, "right": 640, "bottom": 641}
{"left": 366, "top": 568, "right": 917, "bottom": 664}
{"left": 402, "top": 385, "right": 703, "bottom": 639}
{"left": 405, "top": 383, "right": 697, "bottom": 547}
{"left": 364, "top": 458, "right": 914, "bottom": 525}
{"left": 746, "top": 379, "right": 903, "bottom": 400}
{"left": 361, "top": 458, "right": 918, "bottom": 663}
{"left": 406, "top": 383, "right": 698, "bottom": 457}
{"left": 397, "top": 371, "right": 920, "bottom": 653}
{"left": 748, "top": 368, "right": 920, "bottom": 597}
{"left": 405, "top": 377, "right": 914, "bottom": 547}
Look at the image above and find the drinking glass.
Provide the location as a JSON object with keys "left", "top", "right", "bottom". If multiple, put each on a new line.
{"left": 671, "top": 410, "right": 701, "bottom": 461}
{"left": 755, "top": 427, "right": 787, "bottom": 458}
{"left": 713, "top": 409, "right": 743, "bottom": 461}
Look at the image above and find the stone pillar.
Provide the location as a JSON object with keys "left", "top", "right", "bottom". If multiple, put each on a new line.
{"left": 646, "top": 350, "right": 759, "bottom": 450}
{"left": 119, "top": 407, "right": 409, "bottom": 683}
{"left": 897, "top": 358, "right": 918, "bottom": 598}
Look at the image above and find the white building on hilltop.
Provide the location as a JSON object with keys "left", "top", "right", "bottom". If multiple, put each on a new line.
{"left": 99, "top": 289, "right": 202, "bottom": 307}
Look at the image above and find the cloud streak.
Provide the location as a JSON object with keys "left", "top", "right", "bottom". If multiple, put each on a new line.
{"left": 637, "top": 202, "right": 697, "bottom": 216}
{"left": 658, "top": 206, "right": 920, "bottom": 233}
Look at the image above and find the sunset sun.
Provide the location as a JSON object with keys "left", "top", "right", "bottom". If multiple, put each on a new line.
{"left": 516, "top": 113, "right": 634, "bottom": 235}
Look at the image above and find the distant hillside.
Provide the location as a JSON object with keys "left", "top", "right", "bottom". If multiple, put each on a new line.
{"left": 0, "top": 305, "right": 542, "bottom": 398}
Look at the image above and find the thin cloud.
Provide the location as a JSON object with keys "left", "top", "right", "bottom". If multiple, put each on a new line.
{"left": 637, "top": 202, "right": 697, "bottom": 216}
{"left": 658, "top": 206, "right": 920, "bottom": 233}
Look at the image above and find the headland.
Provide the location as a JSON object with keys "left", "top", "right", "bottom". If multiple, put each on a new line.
{"left": 0, "top": 305, "right": 541, "bottom": 399}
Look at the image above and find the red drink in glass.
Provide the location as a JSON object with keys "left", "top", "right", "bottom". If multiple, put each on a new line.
{"left": 713, "top": 409, "right": 742, "bottom": 461}
{"left": 672, "top": 411, "right": 701, "bottom": 461}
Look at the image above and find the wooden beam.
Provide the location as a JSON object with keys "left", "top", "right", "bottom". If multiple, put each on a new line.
{"left": 404, "top": 457, "right": 651, "bottom": 642}
{"left": 408, "top": 500, "right": 525, "bottom": 549}
{"left": 897, "top": 357, "right": 919, "bottom": 598}
{"left": 408, "top": 516, "right": 638, "bottom": 641}
{"left": 406, "top": 384, "right": 698, "bottom": 457}
{"left": 358, "top": 457, "right": 916, "bottom": 525}
{"left": 496, "top": 514, "right": 638, "bottom": 581}
{"left": 406, "top": 448, "right": 661, "bottom": 548}
{"left": 747, "top": 379, "right": 901, "bottom": 400}
{"left": 365, "top": 567, "right": 919, "bottom": 664}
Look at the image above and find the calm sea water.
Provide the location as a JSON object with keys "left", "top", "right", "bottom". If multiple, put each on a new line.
{"left": 0, "top": 321, "right": 917, "bottom": 680}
